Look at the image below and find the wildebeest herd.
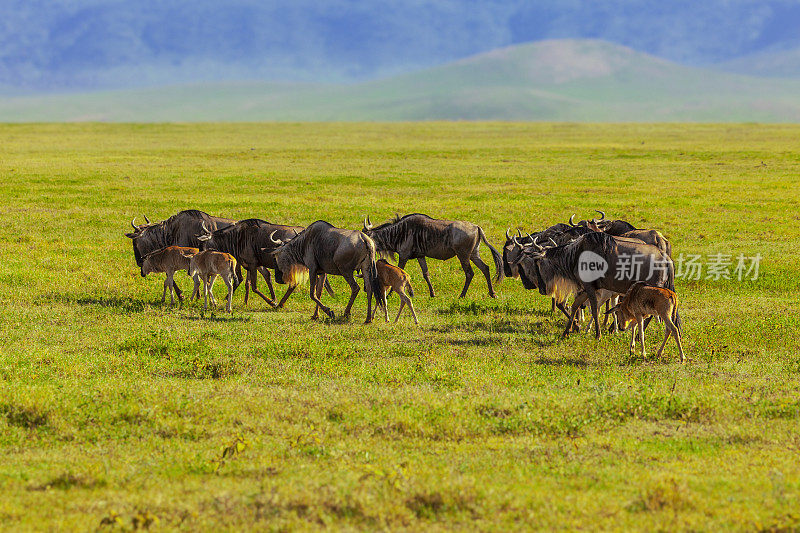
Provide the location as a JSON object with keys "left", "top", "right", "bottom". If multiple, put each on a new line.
{"left": 125, "top": 209, "right": 685, "bottom": 362}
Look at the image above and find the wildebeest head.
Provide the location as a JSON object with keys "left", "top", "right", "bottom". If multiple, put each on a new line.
{"left": 124, "top": 216, "right": 162, "bottom": 267}
{"left": 195, "top": 221, "right": 215, "bottom": 250}
{"left": 264, "top": 230, "right": 306, "bottom": 287}
{"left": 511, "top": 238, "right": 577, "bottom": 301}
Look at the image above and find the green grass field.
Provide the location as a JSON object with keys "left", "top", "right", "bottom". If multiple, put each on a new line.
{"left": 1, "top": 122, "right": 799, "bottom": 531}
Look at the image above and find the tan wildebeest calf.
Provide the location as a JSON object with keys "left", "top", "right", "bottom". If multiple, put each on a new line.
{"left": 189, "top": 250, "right": 239, "bottom": 312}
{"left": 141, "top": 246, "right": 200, "bottom": 306}
{"left": 607, "top": 281, "right": 685, "bottom": 363}
{"left": 367, "top": 259, "right": 418, "bottom": 324}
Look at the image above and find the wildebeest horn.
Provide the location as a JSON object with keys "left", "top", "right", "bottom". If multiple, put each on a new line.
{"left": 531, "top": 236, "right": 543, "bottom": 251}
{"left": 569, "top": 214, "right": 577, "bottom": 227}
{"left": 131, "top": 218, "right": 139, "bottom": 231}
{"left": 270, "top": 230, "right": 283, "bottom": 244}
{"left": 548, "top": 238, "right": 558, "bottom": 247}
{"left": 293, "top": 229, "right": 299, "bottom": 237}
{"left": 364, "top": 215, "right": 373, "bottom": 230}
{"left": 512, "top": 235, "right": 520, "bottom": 246}
{"left": 595, "top": 210, "right": 606, "bottom": 221}
{"left": 506, "top": 228, "right": 511, "bottom": 241}
{"left": 143, "top": 215, "right": 150, "bottom": 224}
{"left": 517, "top": 229, "right": 522, "bottom": 238}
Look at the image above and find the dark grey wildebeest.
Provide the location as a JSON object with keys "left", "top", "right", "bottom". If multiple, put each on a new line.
{"left": 268, "top": 221, "right": 385, "bottom": 323}
{"left": 362, "top": 213, "right": 503, "bottom": 298}
{"left": 125, "top": 210, "right": 236, "bottom": 298}
{"left": 196, "top": 218, "right": 334, "bottom": 309}
{"left": 512, "top": 231, "right": 679, "bottom": 339}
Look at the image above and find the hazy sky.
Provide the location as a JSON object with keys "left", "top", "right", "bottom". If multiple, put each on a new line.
{"left": 1, "top": 0, "right": 799, "bottom": 91}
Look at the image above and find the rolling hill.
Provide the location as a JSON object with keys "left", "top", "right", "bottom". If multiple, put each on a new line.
{"left": 3, "top": 40, "right": 800, "bottom": 122}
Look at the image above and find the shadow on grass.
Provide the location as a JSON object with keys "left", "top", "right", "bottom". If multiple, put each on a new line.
{"left": 444, "top": 336, "right": 504, "bottom": 347}
{"left": 530, "top": 355, "right": 590, "bottom": 367}
{"left": 434, "top": 300, "right": 552, "bottom": 318}
{"left": 183, "top": 314, "right": 251, "bottom": 323}
{"left": 431, "top": 318, "right": 555, "bottom": 336}
{"left": 35, "top": 292, "right": 148, "bottom": 313}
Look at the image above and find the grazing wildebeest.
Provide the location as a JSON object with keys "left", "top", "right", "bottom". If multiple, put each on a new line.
{"left": 362, "top": 213, "right": 503, "bottom": 298}
{"left": 360, "top": 259, "right": 418, "bottom": 324}
{"left": 125, "top": 210, "right": 236, "bottom": 297}
{"left": 189, "top": 250, "right": 240, "bottom": 313}
{"left": 140, "top": 246, "right": 201, "bottom": 306}
{"left": 607, "top": 282, "right": 685, "bottom": 362}
{"left": 569, "top": 210, "right": 637, "bottom": 236}
{"left": 513, "top": 231, "right": 677, "bottom": 339}
{"left": 195, "top": 219, "right": 336, "bottom": 309}
{"left": 268, "top": 221, "right": 385, "bottom": 323}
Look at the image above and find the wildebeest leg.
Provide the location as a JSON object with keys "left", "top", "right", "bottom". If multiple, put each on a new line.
{"left": 224, "top": 272, "right": 234, "bottom": 313}
{"left": 278, "top": 285, "right": 296, "bottom": 308}
{"left": 258, "top": 266, "right": 276, "bottom": 300}
{"left": 397, "top": 289, "right": 419, "bottom": 325}
{"left": 314, "top": 274, "right": 325, "bottom": 317}
{"left": 341, "top": 271, "right": 360, "bottom": 319}
{"left": 662, "top": 314, "right": 686, "bottom": 363}
{"left": 585, "top": 290, "right": 601, "bottom": 340}
{"left": 638, "top": 316, "right": 646, "bottom": 359}
{"left": 161, "top": 276, "right": 169, "bottom": 305}
{"left": 202, "top": 275, "right": 210, "bottom": 311}
{"left": 417, "top": 257, "right": 435, "bottom": 297}
{"left": 190, "top": 274, "right": 201, "bottom": 301}
{"left": 172, "top": 279, "right": 183, "bottom": 300}
{"left": 470, "top": 251, "right": 496, "bottom": 298}
{"left": 308, "top": 269, "right": 333, "bottom": 319}
{"left": 167, "top": 271, "right": 177, "bottom": 306}
{"left": 247, "top": 267, "right": 277, "bottom": 308}
{"left": 566, "top": 293, "right": 588, "bottom": 333}
{"left": 457, "top": 255, "right": 474, "bottom": 298}
{"left": 208, "top": 274, "right": 218, "bottom": 307}
{"left": 629, "top": 327, "right": 636, "bottom": 355}
{"left": 562, "top": 298, "right": 584, "bottom": 338}
{"left": 551, "top": 298, "right": 556, "bottom": 313}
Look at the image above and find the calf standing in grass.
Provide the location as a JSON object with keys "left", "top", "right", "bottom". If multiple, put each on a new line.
{"left": 189, "top": 250, "right": 240, "bottom": 312}
{"left": 607, "top": 282, "right": 685, "bottom": 363}
{"left": 141, "top": 246, "right": 200, "bottom": 306}
{"left": 366, "top": 259, "right": 418, "bottom": 324}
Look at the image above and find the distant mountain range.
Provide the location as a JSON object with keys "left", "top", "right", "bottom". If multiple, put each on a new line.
{"left": 3, "top": 0, "right": 800, "bottom": 96}
{"left": 3, "top": 40, "right": 800, "bottom": 122}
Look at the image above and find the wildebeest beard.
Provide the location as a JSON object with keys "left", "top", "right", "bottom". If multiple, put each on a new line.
{"left": 273, "top": 231, "right": 310, "bottom": 288}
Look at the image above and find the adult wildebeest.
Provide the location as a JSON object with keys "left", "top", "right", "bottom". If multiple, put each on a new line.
{"left": 125, "top": 210, "right": 236, "bottom": 298}
{"left": 196, "top": 218, "right": 333, "bottom": 309}
{"left": 268, "top": 221, "right": 385, "bottom": 323}
{"left": 362, "top": 213, "right": 503, "bottom": 298}
{"left": 512, "top": 231, "right": 678, "bottom": 339}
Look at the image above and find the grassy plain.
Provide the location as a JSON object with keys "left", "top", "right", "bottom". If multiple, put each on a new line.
{"left": 0, "top": 122, "right": 799, "bottom": 531}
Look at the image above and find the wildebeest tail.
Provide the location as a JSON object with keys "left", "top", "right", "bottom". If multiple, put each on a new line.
{"left": 323, "top": 276, "right": 335, "bottom": 297}
{"left": 362, "top": 236, "right": 386, "bottom": 311}
{"left": 478, "top": 227, "right": 504, "bottom": 283}
{"left": 367, "top": 260, "right": 385, "bottom": 311}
